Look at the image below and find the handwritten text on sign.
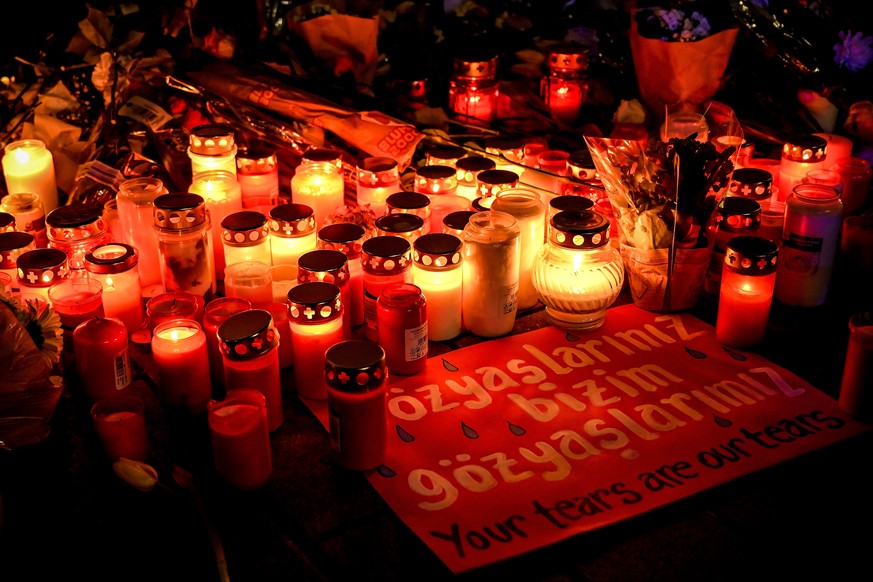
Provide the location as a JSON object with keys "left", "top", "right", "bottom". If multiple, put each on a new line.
{"left": 304, "top": 305, "right": 869, "bottom": 573}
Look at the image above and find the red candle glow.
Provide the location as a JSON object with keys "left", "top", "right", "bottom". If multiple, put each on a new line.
{"left": 73, "top": 316, "right": 132, "bottom": 402}
{"left": 376, "top": 282, "right": 428, "bottom": 375}
{"left": 203, "top": 296, "right": 252, "bottom": 392}
{"left": 838, "top": 312, "right": 873, "bottom": 423}
{"left": 48, "top": 278, "right": 105, "bottom": 330}
{"left": 151, "top": 319, "right": 212, "bottom": 413}
{"left": 208, "top": 388, "right": 272, "bottom": 490}
{"left": 146, "top": 291, "right": 204, "bottom": 330}
{"left": 91, "top": 395, "right": 149, "bottom": 461}
{"left": 287, "top": 282, "right": 345, "bottom": 401}
{"left": 715, "top": 236, "right": 779, "bottom": 349}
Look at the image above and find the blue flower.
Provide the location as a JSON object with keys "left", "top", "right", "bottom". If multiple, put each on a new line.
{"left": 834, "top": 30, "right": 873, "bottom": 72}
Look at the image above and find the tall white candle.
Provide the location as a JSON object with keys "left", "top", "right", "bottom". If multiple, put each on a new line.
{"left": 189, "top": 170, "right": 243, "bottom": 281}
{"left": 291, "top": 162, "right": 345, "bottom": 229}
{"left": 2, "top": 139, "right": 59, "bottom": 212}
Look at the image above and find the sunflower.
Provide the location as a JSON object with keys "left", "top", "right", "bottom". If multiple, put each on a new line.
{"left": 0, "top": 294, "right": 63, "bottom": 369}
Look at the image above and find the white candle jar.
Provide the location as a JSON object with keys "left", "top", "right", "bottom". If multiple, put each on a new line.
{"left": 531, "top": 209, "right": 624, "bottom": 331}
{"left": 85, "top": 243, "right": 145, "bottom": 333}
{"left": 412, "top": 233, "right": 463, "bottom": 341}
{"left": 187, "top": 124, "right": 238, "bottom": 179}
{"left": 116, "top": 177, "right": 168, "bottom": 290}
{"left": 291, "top": 162, "right": 345, "bottom": 229}
{"left": 221, "top": 210, "right": 271, "bottom": 268}
{"left": 189, "top": 169, "right": 244, "bottom": 280}
{"left": 778, "top": 134, "right": 827, "bottom": 202}
{"left": 317, "top": 222, "right": 367, "bottom": 328}
{"left": 490, "top": 188, "right": 546, "bottom": 311}
{"left": 357, "top": 157, "right": 399, "bottom": 216}
{"left": 462, "top": 210, "right": 520, "bottom": 337}
{"left": 268, "top": 203, "right": 317, "bottom": 270}
{"left": 0, "top": 192, "right": 47, "bottom": 248}
{"left": 236, "top": 146, "right": 279, "bottom": 208}
{"left": 153, "top": 193, "right": 217, "bottom": 301}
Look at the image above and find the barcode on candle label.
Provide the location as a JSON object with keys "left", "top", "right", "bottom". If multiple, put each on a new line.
{"left": 502, "top": 282, "right": 518, "bottom": 315}
{"left": 114, "top": 349, "right": 132, "bottom": 390}
{"left": 404, "top": 322, "right": 428, "bottom": 362}
{"left": 119, "top": 96, "right": 172, "bottom": 131}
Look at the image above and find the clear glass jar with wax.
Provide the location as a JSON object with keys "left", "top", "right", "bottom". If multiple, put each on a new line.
{"left": 291, "top": 161, "right": 345, "bottom": 229}
{"left": 220, "top": 210, "right": 271, "bottom": 267}
{"left": 208, "top": 389, "right": 272, "bottom": 491}
{"left": 218, "top": 309, "right": 283, "bottom": 432}
{"left": 490, "top": 188, "right": 546, "bottom": 311}
{"left": 116, "top": 177, "right": 167, "bottom": 290}
{"left": 153, "top": 193, "right": 217, "bottom": 301}
{"left": 462, "top": 210, "right": 520, "bottom": 337}
{"left": 187, "top": 124, "right": 238, "bottom": 178}
{"left": 268, "top": 203, "right": 317, "bottom": 271}
{"left": 287, "top": 281, "right": 345, "bottom": 401}
{"left": 84, "top": 243, "right": 144, "bottom": 334}
{"left": 324, "top": 339, "right": 388, "bottom": 471}
{"left": 1, "top": 192, "right": 47, "bottom": 247}
{"left": 412, "top": 233, "right": 463, "bottom": 341}
{"left": 356, "top": 157, "right": 399, "bottom": 216}
{"left": 385, "top": 191, "right": 431, "bottom": 233}
{"left": 376, "top": 282, "right": 428, "bottom": 375}
{"left": 236, "top": 146, "right": 279, "bottom": 209}
{"left": 531, "top": 209, "right": 624, "bottom": 331}
{"left": 46, "top": 202, "right": 111, "bottom": 274}
{"left": 361, "top": 235, "right": 413, "bottom": 342}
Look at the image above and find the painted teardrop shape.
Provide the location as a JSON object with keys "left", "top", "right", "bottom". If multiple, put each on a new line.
{"left": 714, "top": 414, "right": 733, "bottom": 428}
{"left": 565, "top": 332, "right": 580, "bottom": 342}
{"left": 685, "top": 346, "right": 707, "bottom": 359}
{"left": 377, "top": 465, "right": 397, "bottom": 477}
{"left": 461, "top": 421, "right": 479, "bottom": 439}
{"left": 507, "top": 421, "right": 526, "bottom": 436}
{"left": 723, "top": 347, "right": 747, "bottom": 361}
{"left": 442, "top": 358, "right": 459, "bottom": 372}
{"left": 396, "top": 425, "right": 415, "bottom": 442}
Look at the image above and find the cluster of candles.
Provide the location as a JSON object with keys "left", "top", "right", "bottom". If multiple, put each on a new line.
{"left": 2, "top": 122, "right": 871, "bottom": 487}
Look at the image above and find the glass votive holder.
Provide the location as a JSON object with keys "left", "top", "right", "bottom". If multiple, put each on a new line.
{"left": 270, "top": 264, "right": 298, "bottom": 303}
{"left": 224, "top": 260, "right": 274, "bottom": 308}
{"left": 48, "top": 277, "right": 105, "bottom": 330}
{"left": 537, "top": 150, "right": 570, "bottom": 175}
{"left": 660, "top": 111, "right": 709, "bottom": 143}
{"left": 91, "top": 394, "right": 149, "bottom": 462}
{"left": 146, "top": 291, "right": 205, "bottom": 330}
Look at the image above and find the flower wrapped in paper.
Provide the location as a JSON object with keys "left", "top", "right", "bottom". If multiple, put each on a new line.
{"left": 585, "top": 130, "right": 737, "bottom": 312}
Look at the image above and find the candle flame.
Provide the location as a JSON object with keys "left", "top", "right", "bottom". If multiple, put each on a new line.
{"left": 13, "top": 147, "right": 30, "bottom": 164}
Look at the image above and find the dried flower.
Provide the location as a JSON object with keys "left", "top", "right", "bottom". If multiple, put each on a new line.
{"left": 834, "top": 30, "right": 873, "bottom": 73}
{"left": 0, "top": 294, "right": 62, "bottom": 369}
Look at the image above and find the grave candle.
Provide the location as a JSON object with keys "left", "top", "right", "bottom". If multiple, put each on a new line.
{"left": 203, "top": 296, "right": 252, "bottom": 393}
{"left": 72, "top": 316, "right": 132, "bottom": 402}
{"left": 116, "top": 177, "right": 167, "bottom": 289}
{"left": 146, "top": 291, "right": 204, "bottom": 330}
{"left": 356, "top": 157, "right": 399, "bottom": 216}
{"left": 208, "top": 389, "right": 272, "bottom": 490}
{"left": 291, "top": 162, "right": 345, "bottom": 229}
{"left": 151, "top": 319, "right": 212, "bottom": 413}
{"left": 268, "top": 203, "right": 317, "bottom": 270}
{"left": 2, "top": 139, "right": 59, "bottom": 212}
{"left": 187, "top": 124, "right": 237, "bottom": 178}
{"left": 287, "top": 281, "right": 345, "bottom": 401}
{"left": 48, "top": 278, "right": 105, "bottom": 330}
{"left": 188, "top": 170, "right": 243, "bottom": 281}
{"left": 0, "top": 193, "right": 48, "bottom": 248}
{"left": 84, "top": 243, "right": 144, "bottom": 334}
{"left": 236, "top": 146, "right": 279, "bottom": 208}
{"left": 838, "top": 312, "right": 873, "bottom": 423}
{"left": 716, "top": 236, "right": 779, "bottom": 349}
{"left": 91, "top": 395, "right": 149, "bottom": 461}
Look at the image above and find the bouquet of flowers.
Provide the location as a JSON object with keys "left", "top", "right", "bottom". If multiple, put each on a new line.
{"left": 630, "top": 1, "right": 738, "bottom": 116}
{"left": 585, "top": 130, "right": 737, "bottom": 312}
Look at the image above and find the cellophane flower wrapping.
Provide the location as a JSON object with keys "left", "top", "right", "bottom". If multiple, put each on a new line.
{"left": 630, "top": 10, "right": 738, "bottom": 117}
{"left": 584, "top": 131, "right": 737, "bottom": 312}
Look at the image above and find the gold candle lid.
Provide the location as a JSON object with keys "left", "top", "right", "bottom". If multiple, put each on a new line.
{"left": 189, "top": 124, "right": 236, "bottom": 156}
{"left": 153, "top": 193, "right": 208, "bottom": 231}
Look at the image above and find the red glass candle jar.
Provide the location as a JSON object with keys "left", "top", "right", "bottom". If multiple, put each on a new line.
{"left": 236, "top": 146, "right": 279, "bottom": 209}
{"left": 268, "top": 203, "right": 317, "bottom": 271}
{"left": 203, "top": 296, "right": 252, "bottom": 393}
{"left": 151, "top": 318, "right": 212, "bottom": 413}
{"left": 146, "top": 291, "right": 204, "bottom": 330}
{"left": 208, "top": 388, "right": 272, "bottom": 490}
{"left": 287, "top": 281, "right": 345, "bottom": 400}
{"left": 84, "top": 243, "right": 144, "bottom": 334}
{"left": 376, "top": 282, "right": 428, "bottom": 375}
{"left": 325, "top": 339, "right": 388, "bottom": 471}
{"left": 48, "top": 278, "right": 105, "bottom": 331}
{"left": 448, "top": 54, "right": 499, "bottom": 126}
{"left": 356, "top": 157, "right": 399, "bottom": 216}
{"left": 218, "top": 309, "right": 283, "bottom": 432}
{"left": 73, "top": 316, "right": 132, "bottom": 402}
{"left": 91, "top": 394, "right": 148, "bottom": 461}
{"left": 361, "top": 235, "right": 413, "bottom": 342}
{"left": 297, "top": 249, "right": 352, "bottom": 339}
{"left": 317, "top": 222, "right": 367, "bottom": 328}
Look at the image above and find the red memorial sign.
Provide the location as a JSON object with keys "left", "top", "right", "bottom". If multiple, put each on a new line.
{"left": 303, "top": 304, "right": 870, "bottom": 573}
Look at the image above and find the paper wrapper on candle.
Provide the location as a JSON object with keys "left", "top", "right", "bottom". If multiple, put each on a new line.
{"left": 629, "top": 17, "right": 738, "bottom": 116}
{"left": 187, "top": 62, "right": 424, "bottom": 171}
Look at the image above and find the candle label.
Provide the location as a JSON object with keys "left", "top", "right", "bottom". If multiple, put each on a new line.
{"left": 780, "top": 233, "right": 823, "bottom": 272}
{"left": 404, "top": 321, "right": 428, "bottom": 363}
{"left": 114, "top": 348, "right": 132, "bottom": 391}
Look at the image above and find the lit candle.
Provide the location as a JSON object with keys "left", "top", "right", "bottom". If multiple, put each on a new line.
{"left": 297, "top": 249, "right": 352, "bottom": 338}
{"left": 189, "top": 170, "right": 244, "bottom": 280}
{"left": 265, "top": 301, "right": 294, "bottom": 370}
{"left": 187, "top": 124, "right": 238, "bottom": 178}
{"left": 425, "top": 144, "right": 467, "bottom": 168}
{"left": 91, "top": 395, "right": 149, "bottom": 461}
{"left": 813, "top": 132, "right": 853, "bottom": 170}
{"left": 236, "top": 146, "right": 279, "bottom": 208}
{"left": 116, "top": 177, "right": 167, "bottom": 289}
{"left": 48, "top": 278, "right": 105, "bottom": 331}
{"left": 45, "top": 203, "right": 112, "bottom": 274}
{"left": 270, "top": 264, "right": 298, "bottom": 303}
{"left": 287, "top": 281, "right": 345, "bottom": 400}
{"left": 146, "top": 291, "right": 204, "bottom": 330}
{"left": 72, "top": 316, "right": 132, "bottom": 402}
{"left": 16, "top": 247, "right": 69, "bottom": 306}
{"left": 203, "top": 296, "right": 251, "bottom": 393}
{"left": 2, "top": 139, "right": 59, "bottom": 212}
{"left": 291, "top": 162, "right": 345, "bottom": 229}
{"left": 385, "top": 192, "right": 431, "bottom": 232}
{"left": 356, "top": 157, "right": 399, "bottom": 216}
{"left": 218, "top": 309, "right": 283, "bottom": 432}
{"left": 375, "top": 213, "right": 425, "bottom": 244}
{"left": 153, "top": 193, "right": 217, "bottom": 300}
{"left": 317, "top": 223, "right": 367, "bottom": 328}
{"left": 455, "top": 156, "right": 495, "bottom": 201}
{"left": 778, "top": 134, "right": 827, "bottom": 202}
{"left": 220, "top": 210, "right": 271, "bottom": 267}
{"left": 268, "top": 203, "right": 317, "bottom": 269}
{"left": 475, "top": 169, "right": 519, "bottom": 207}
{"left": 715, "top": 236, "right": 779, "bottom": 349}
{"left": 415, "top": 164, "right": 468, "bottom": 234}
{"left": 491, "top": 188, "right": 546, "bottom": 311}
{"left": 448, "top": 54, "right": 499, "bottom": 125}
{"left": 376, "top": 282, "right": 428, "bottom": 375}
{"left": 207, "top": 389, "right": 272, "bottom": 490}
{"left": 151, "top": 319, "right": 212, "bottom": 413}
{"left": 0, "top": 192, "right": 48, "bottom": 248}
{"left": 223, "top": 260, "right": 273, "bottom": 308}
{"left": 85, "top": 243, "right": 144, "bottom": 334}
{"left": 541, "top": 44, "right": 587, "bottom": 126}
{"left": 0, "top": 231, "right": 36, "bottom": 294}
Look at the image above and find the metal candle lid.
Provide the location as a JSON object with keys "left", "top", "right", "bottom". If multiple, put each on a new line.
{"left": 547, "top": 43, "right": 588, "bottom": 74}
{"left": 376, "top": 213, "right": 425, "bottom": 238}
{"left": 426, "top": 145, "right": 466, "bottom": 165}
{"left": 782, "top": 134, "right": 827, "bottom": 163}
{"left": 361, "top": 235, "right": 412, "bottom": 274}
{"left": 724, "top": 235, "right": 779, "bottom": 275}
{"left": 442, "top": 210, "right": 477, "bottom": 235}
{"left": 16, "top": 248, "right": 68, "bottom": 287}
{"left": 386, "top": 191, "right": 430, "bottom": 211}
{"left": 567, "top": 149, "right": 597, "bottom": 180}
{"left": 415, "top": 164, "right": 458, "bottom": 194}
{"left": 715, "top": 197, "right": 762, "bottom": 231}
{"left": 301, "top": 148, "right": 343, "bottom": 173}
{"left": 269, "top": 203, "right": 316, "bottom": 238}
{"left": 236, "top": 146, "right": 277, "bottom": 173}
{"left": 357, "top": 157, "right": 399, "bottom": 187}
{"left": 189, "top": 124, "right": 236, "bottom": 156}
{"left": 550, "top": 195, "right": 594, "bottom": 214}
{"left": 297, "top": 250, "right": 349, "bottom": 286}
{"left": 218, "top": 309, "right": 278, "bottom": 361}
{"left": 153, "top": 193, "right": 208, "bottom": 230}
{"left": 476, "top": 169, "right": 520, "bottom": 198}
{"left": 85, "top": 243, "right": 138, "bottom": 274}
{"left": 729, "top": 167, "right": 773, "bottom": 201}
{"left": 324, "top": 340, "right": 387, "bottom": 393}
{"left": 287, "top": 281, "right": 343, "bottom": 324}
{"left": 456, "top": 156, "right": 496, "bottom": 185}
{"left": 548, "top": 210, "right": 610, "bottom": 249}
{"left": 484, "top": 137, "right": 525, "bottom": 162}
{"left": 46, "top": 203, "right": 106, "bottom": 243}
{"left": 413, "top": 233, "right": 462, "bottom": 269}
{"left": 452, "top": 54, "right": 498, "bottom": 80}
{"left": 0, "top": 212, "right": 14, "bottom": 233}
{"left": 317, "top": 223, "right": 367, "bottom": 258}
{"left": 0, "top": 231, "right": 35, "bottom": 269}
{"left": 221, "top": 210, "right": 269, "bottom": 247}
